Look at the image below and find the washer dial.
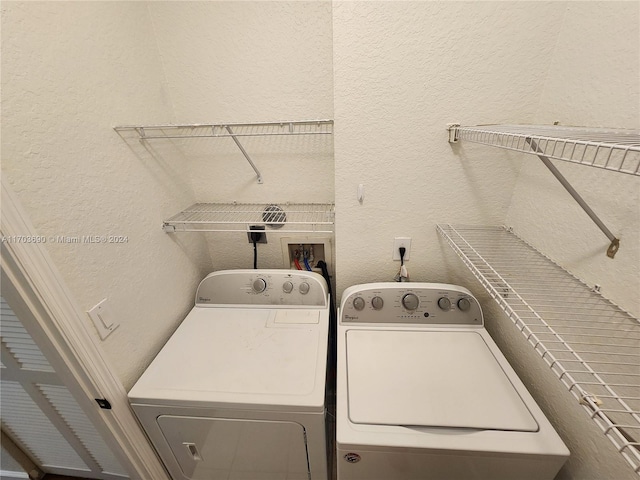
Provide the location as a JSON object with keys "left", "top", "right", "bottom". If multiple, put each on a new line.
{"left": 457, "top": 297, "right": 471, "bottom": 311}
{"left": 402, "top": 293, "right": 419, "bottom": 311}
{"left": 437, "top": 297, "right": 451, "bottom": 311}
{"left": 371, "top": 296, "right": 384, "bottom": 310}
{"left": 252, "top": 278, "right": 267, "bottom": 293}
{"left": 353, "top": 297, "right": 365, "bottom": 311}
{"left": 299, "top": 282, "right": 310, "bottom": 295}
{"left": 282, "top": 281, "right": 294, "bottom": 293}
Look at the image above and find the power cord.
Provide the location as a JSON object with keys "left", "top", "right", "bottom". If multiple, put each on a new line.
{"left": 394, "top": 246, "right": 409, "bottom": 282}
{"left": 250, "top": 231, "right": 262, "bottom": 269}
{"left": 253, "top": 240, "right": 257, "bottom": 269}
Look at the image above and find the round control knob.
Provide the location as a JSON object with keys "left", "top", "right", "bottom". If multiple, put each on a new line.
{"left": 282, "top": 281, "right": 294, "bottom": 293}
{"left": 299, "top": 282, "right": 310, "bottom": 295}
{"left": 252, "top": 278, "right": 267, "bottom": 293}
{"left": 371, "top": 296, "right": 384, "bottom": 310}
{"left": 457, "top": 297, "right": 471, "bottom": 312}
{"left": 353, "top": 297, "right": 365, "bottom": 311}
{"left": 402, "top": 293, "right": 419, "bottom": 311}
{"left": 437, "top": 297, "right": 451, "bottom": 311}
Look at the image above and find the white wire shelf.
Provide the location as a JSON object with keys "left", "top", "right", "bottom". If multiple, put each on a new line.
{"left": 163, "top": 202, "right": 335, "bottom": 234}
{"left": 447, "top": 124, "right": 640, "bottom": 176}
{"left": 437, "top": 224, "right": 640, "bottom": 475}
{"left": 114, "top": 120, "right": 334, "bottom": 139}
{"left": 114, "top": 119, "right": 334, "bottom": 184}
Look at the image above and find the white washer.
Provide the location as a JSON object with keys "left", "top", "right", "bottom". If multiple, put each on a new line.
{"left": 129, "top": 269, "right": 330, "bottom": 480}
{"left": 337, "top": 283, "right": 569, "bottom": 480}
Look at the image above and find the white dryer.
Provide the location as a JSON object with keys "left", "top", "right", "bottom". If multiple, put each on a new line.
{"left": 337, "top": 283, "right": 569, "bottom": 480}
{"left": 129, "top": 269, "right": 330, "bottom": 480}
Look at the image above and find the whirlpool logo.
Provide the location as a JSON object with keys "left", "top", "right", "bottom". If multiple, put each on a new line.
{"left": 344, "top": 314, "right": 359, "bottom": 321}
{"left": 344, "top": 453, "right": 361, "bottom": 463}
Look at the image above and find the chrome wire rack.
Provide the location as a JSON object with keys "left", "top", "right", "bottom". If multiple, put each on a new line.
{"left": 437, "top": 224, "right": 640, "bottom": 474}
{"left": 163, "top": 202, "right": 335, "bottom": 234}
{"left": 447, "top": 124, "right": 640, "bottom": 176}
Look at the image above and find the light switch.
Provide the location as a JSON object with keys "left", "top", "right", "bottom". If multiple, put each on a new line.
{"left": 87, "top": 298, "right": 118, "bottom": 340}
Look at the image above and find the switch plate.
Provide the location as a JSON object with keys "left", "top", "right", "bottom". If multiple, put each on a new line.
{"left": 87, "top": 298, "right": 118, "bottom": 340}
{"left": 393, "top": 237, "right": 411, "bottom": 261}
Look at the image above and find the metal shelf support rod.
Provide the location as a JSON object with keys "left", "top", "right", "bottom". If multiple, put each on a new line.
{"left": 527, "top": 138, "right": 620, "bottom": 258}
{"left": 225, "top": 126, "right": 263, "bottom": 184}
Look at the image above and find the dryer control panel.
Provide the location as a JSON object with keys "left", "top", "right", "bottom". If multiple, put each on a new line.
{"left": 195, "top": 269, "right": 328, "bottom": 307}
{"left": 340, "top": 283, "right": 483, "bottom": 325}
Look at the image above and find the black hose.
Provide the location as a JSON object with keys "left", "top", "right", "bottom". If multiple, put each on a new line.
{"left": 316, "top": 260, "right": 336, "bottom": 396}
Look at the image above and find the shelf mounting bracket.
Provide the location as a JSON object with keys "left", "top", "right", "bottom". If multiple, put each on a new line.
{"left": 447, "top": 123, "right": 460, "bottom": 143}
{"left": 224, "top": 126, "right": 263, "bottom": 184}
{"left": 526, "top": 138, "right": 620, "bottom": 259}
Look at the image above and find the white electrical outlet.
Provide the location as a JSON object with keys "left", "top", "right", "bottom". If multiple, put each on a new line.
{"left": 392, "top": 237, "right": 411, "bottom": 261}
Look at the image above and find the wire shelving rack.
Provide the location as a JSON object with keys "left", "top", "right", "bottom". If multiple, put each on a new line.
{"left": 114, "top": 120, "right": 334, "bottom": 184}
{"left": 437, "top": 224, "right": 640, "bottom": 475}
{"left": 113, "top": 120, "right": 334, "bottom": 140}
{"left": 114, "top": 120, "right": 335, "bottom": 233}
{"left": 447, "top": 124, "right": 640, "bottom": 258}
{"left": 162, "top": 202, "right": 335, "bottom": 234}
{"left": 447, "top": 124, "right": 640, "bottom": 176}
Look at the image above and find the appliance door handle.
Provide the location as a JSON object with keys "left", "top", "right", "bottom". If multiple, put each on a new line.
{"left": 183, "top": 442, "right": 203, "bottom": 461}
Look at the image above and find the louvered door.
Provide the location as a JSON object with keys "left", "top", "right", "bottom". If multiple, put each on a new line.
{"left": 1, "top": 296, "right": 128, "bottom": 479}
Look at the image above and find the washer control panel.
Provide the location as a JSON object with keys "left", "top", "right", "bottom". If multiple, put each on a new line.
{"left": 340, "top": 282, "right": 482, "bottom": 325}
{"left": 195, "top": 269, "right": 328, "bottom": 307}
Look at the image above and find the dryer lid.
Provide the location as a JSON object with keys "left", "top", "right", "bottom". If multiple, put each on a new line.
{"left": 346, "top": 330, "right": 539, "bottom": 432}
{"left": 129, "top": 307, "right": 328, "bottom": 411}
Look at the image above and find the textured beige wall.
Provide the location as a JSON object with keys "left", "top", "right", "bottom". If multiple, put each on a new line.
{"left": 1, "top": 2, "right": 212, "bottom": 389}
{"left": 332, "top": 1, "right": 566, "bottom": 296}
{"left": 147, "top": 1, "right": 335, "bottom": 271}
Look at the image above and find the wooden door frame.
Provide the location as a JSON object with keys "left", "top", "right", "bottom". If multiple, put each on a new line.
{"left": 1, "top": 177, "right": 169, "bottom": 480}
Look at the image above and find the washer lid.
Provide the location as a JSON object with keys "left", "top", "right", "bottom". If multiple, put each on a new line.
{"left": 346, "top": 330, "right": 539, "bottom": 432}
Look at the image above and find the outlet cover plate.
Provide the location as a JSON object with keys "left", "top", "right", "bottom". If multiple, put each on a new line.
{"left": 247, "top": 225, "right": 267, "bottom": 244}
{"left": 393, "top": 237, "right": 411, "bottom": 261}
